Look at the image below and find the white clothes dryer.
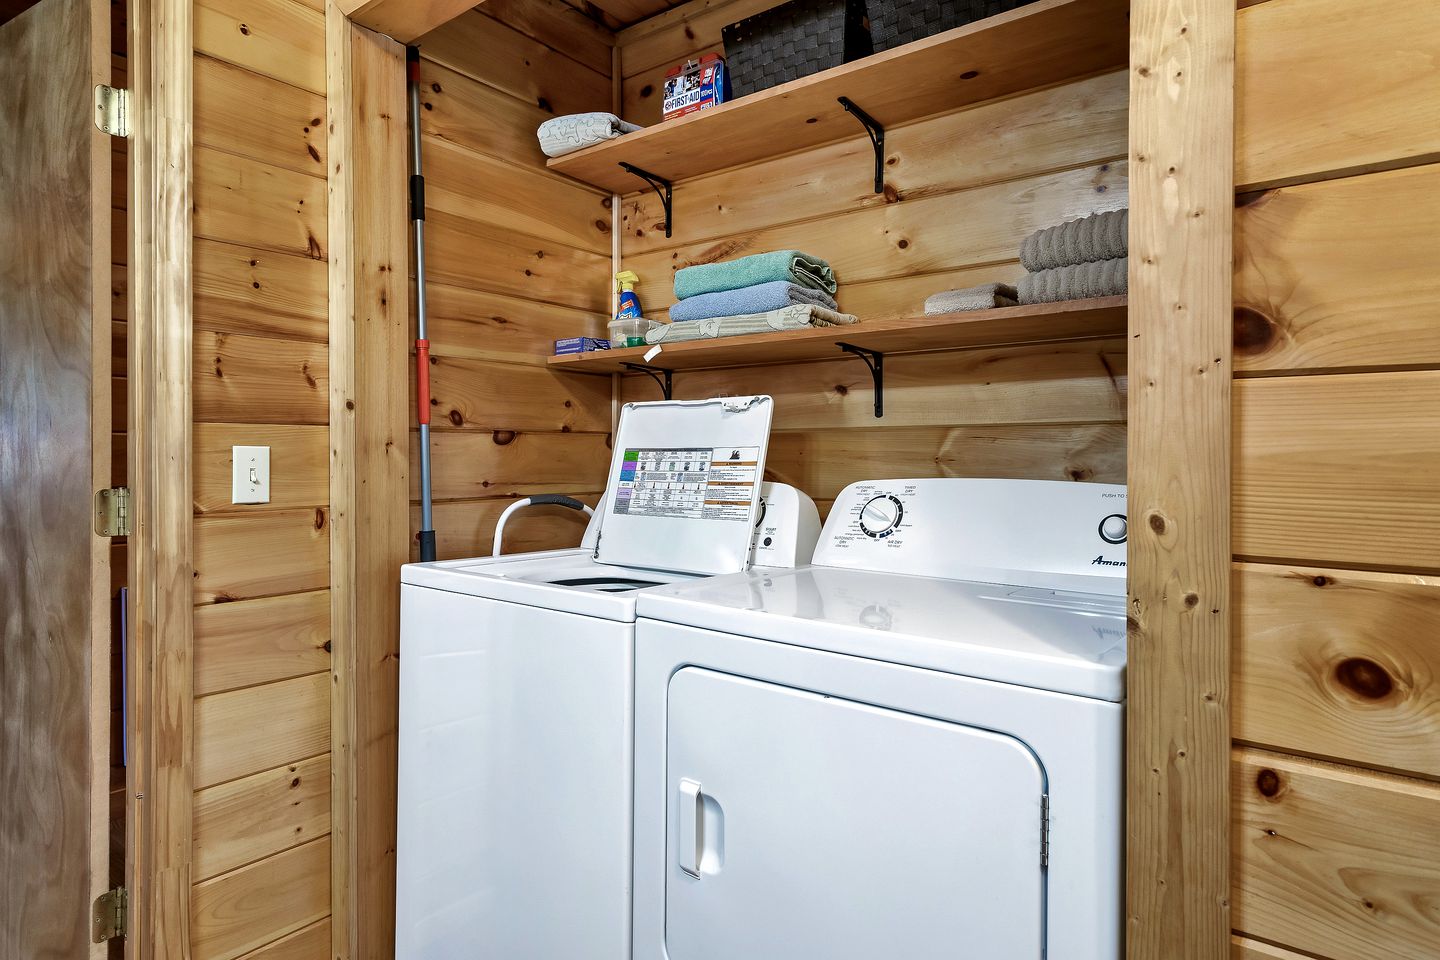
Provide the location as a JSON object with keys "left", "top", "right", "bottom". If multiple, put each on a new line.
{"left": 395, "top": 396, "right": 820, "bottom": 960}
{"left": 632, "top": 478, "right": 1129, "bottom": 960}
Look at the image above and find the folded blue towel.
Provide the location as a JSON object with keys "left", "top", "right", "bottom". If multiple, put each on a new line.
{"left": 674, "top": 251, "right": 837, "bottom": 300}
{"left": 668, "top": 281, "right": 839, "bottom": 323}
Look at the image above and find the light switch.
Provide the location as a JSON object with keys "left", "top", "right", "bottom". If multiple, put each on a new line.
{"left": 232, "top": 445, "right": 271, "bottom": 504}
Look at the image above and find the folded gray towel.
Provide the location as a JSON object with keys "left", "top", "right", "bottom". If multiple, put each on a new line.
{"left": 647, "top": 304, "right": 858, "bottom": 344}
{"left": 924, "top": 282, "right": 1019, "bottom": 315}
{"left": 668, "top": 280, "right": 837, "bottom": 323}
{"left": 1020, "top": 209, "right": 1128, "bottom": 272}
{"left": 1018, "top": 258, "right": 1128, "bottom": 304}
{"left": 537, "top": 113, "right": 643, "bottom": 158}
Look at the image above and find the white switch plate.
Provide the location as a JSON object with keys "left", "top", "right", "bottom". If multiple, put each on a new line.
{"left": 232, "top": 445, "right": 271, "bottom": 504}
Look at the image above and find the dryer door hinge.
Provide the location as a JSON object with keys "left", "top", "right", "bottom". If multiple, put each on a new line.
{"left": 96, "top": 486, "right": 131, "bottom": 537}
{"left": 1040, "top": 793, "right": 1051, "bottom": 869}
{"left": 92, "top": 886, "right": 127, "bottom": 942}
{"left": 95, "top": 84, "right": 130, "bottom": 138}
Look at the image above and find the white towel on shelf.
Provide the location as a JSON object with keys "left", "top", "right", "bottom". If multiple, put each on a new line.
{"left": 645, "top": 304, "right": 858, "bottom": 344}
{"left": 537, "top": 113, "right": 643, "bottom": 158}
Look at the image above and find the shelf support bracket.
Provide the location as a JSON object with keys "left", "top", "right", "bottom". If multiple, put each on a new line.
{"left": 622, "top": 362, "right": 674, "bottom": 400}
{"left": 838, "top": 97, "right": 884, "bottom": 194}
{"left": 619, "top": 162, "right": 673, "bottom": 238}
{"left": 837, "top": 342, "right": 884, "bottom": 418}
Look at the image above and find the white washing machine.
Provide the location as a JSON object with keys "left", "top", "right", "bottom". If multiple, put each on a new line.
{"left": 395, "top": 396, "right": 821, "bottom": 960}
{"left": 632, "top": 478, "right": 1129, "bottom": 960}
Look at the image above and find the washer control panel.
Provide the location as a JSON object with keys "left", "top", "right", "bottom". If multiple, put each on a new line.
{"left": 814, "top": 478, "right": 1128, "bottom": 586}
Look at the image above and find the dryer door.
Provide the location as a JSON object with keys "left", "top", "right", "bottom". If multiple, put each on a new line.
{"left": 664, "top": 667, "right": 1046, "bottom": 960}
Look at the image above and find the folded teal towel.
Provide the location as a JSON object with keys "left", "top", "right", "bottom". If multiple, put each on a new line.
{"left": 674, "top": 251, "right": 837, "bottom": 300}
{"left": 669, "top": 281, "right": 837, "bottom": 323}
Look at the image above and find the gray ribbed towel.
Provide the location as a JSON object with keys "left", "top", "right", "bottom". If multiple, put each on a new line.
{"left": 924, "top": 282, "right": 1019, "bottom": 315}
{"left": 537, "top": 113, "right": 643, "bottom": 158}
{"left": 1020, "top": 209, "right": 1128, "bottom": 272}
{"left": 1018, "top": 258, "right": 1128, "bottom": 304}
{"left": 646, "top": 304, "right": 857, "bottom": 344}
{"left": 668, "top": 281, "right": 837, "bottom": 323}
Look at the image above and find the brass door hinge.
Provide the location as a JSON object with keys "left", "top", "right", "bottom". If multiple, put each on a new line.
{"left": 92, "top": 886, "right": 127, "bottom": 942}
{"left": 95, "top": 84, "right": 130, "bottom": 138}
{"left": 96, "top": 486, "right": 131, "bottom": 537}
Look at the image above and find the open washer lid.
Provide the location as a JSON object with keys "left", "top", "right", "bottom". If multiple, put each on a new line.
{"left": 595, "top": 396, "right": 774, "bottom": 576}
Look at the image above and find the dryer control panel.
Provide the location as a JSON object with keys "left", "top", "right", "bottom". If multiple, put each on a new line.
{"left": 815, "top": 478, "right": 1127, "bottom": 588}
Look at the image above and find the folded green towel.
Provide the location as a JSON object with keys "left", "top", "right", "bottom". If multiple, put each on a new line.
{"left": 674, "top": 251, "right": 837, "bottom": 300}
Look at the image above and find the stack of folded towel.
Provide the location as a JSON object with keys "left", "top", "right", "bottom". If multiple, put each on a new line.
{"left": 650, "top": 251, "right": 855, "bottom": 344}
{"left": 1017, "top": 208, "right": 1128, "bottom": 304}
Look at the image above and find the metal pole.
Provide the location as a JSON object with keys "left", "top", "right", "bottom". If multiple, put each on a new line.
{"left": 408, "top": 46, "right": 437, "bottom": 563}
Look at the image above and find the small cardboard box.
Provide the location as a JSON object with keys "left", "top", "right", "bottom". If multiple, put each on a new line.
{"left": 662, "top": 55, "right": 730, "bottom": 120}
{"left": 554, "top": 337, "right": 611, "bottom": 355}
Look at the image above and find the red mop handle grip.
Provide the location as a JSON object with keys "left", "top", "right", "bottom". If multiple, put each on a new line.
{"left": 416, "top": 338, "right": 431, "bottom": 425}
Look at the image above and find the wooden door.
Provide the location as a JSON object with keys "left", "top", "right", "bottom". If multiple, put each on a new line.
{"left": 0, "top": 0, "right": 115, "bottom": 956}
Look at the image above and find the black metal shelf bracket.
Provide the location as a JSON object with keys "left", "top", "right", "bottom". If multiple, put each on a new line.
{"left": 838, "top": 97, "right": 885, "bottom": 194}
{"left": 622, "top": 362, "right": 674, "bottom": 400}
{"left": 619, "top": 162, "right": 674, "bottom": 238}
{"left": 837, "top": 342, "right": 884, "bottom": 418}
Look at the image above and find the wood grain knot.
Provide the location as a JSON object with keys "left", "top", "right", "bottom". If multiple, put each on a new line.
{"left": 1147, "top": 512, "right": 1166, "bottom": 534}
{"left": 492, "top": 430, "right": 516, "bottom": 446}
{"left": 1334, "top": 657, "right": 1394, "bottom": 701}
{"left": 639, "top": 84, "right": 654, "bottom": 98}
{"left": 1233, "top": 307, "right": 1276, "bottom": 354}
{"left": 448, "top": 409, "right": 464, "bottom": 427}
{"left": 1183, "top": 592, "right": 1199, "bottom": 608}
{"left": 313, "top": 508, "right": 326, "bottom": 531}
{"left": 959, "top": 70, "right": 979, "bottom": 80}
{"left": 1255, "top": 768, "right": 1282, "bottom": 798}
{"left": 1312, "top": 575, "right": 1331, "bottom": 587}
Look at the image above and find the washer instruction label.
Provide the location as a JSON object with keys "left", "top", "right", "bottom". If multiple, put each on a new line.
{"left": 613, "top": 447, "right": 759, "bottom": 521}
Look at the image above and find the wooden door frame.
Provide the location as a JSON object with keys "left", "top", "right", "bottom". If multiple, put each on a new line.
{"left": 124, "top": 0, "right": 194, "bottom": 952}
{"left": 318, "top": 1, "right": 1241, "bottom": 959}
{"left": 325, "top": 7, "right": 410, "bottom": 960}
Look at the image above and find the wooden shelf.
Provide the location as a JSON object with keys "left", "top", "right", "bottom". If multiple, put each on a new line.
{"left": 547, "top": 0, "right": 1129, "bottom": 194}
{"left": 547, "top": 297, "right": 1127, "bottom": 373}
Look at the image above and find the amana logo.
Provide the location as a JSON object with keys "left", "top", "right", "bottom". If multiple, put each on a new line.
{"left": 1092, "top": 555, "right": 1127, "bottom": 567}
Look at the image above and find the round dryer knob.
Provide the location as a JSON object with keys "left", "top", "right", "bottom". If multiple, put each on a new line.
{"left": 1099, "top": 513, "right": 1128, "bottom": 544}
{"left": 859, "top": 494, "right": 904, "bottom": 538}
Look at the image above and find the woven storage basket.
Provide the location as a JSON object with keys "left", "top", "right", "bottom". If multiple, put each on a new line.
{"left": 721, "top": 0, "right": 873, "bottom": 99}
{"left": 868, "top": 0, "right": 1035, "bottom": 52}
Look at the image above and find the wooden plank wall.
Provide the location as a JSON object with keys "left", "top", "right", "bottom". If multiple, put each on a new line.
{"left": 188, "top": 0, "right": 334, "bottom": 954}
{"left": 615, "top": 13, "right": 1130, "bottom": 504}
{"left": 1229, "top": 1, "right": 1440, "bottom": 958}
{"left": 412, "top": 5, "right": 617, "bottom": 559}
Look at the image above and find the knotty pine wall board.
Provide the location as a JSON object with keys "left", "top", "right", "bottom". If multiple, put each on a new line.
{"left": 1234, "top": 163, "right": 1440, "bottom": 373}
{"left": 422, "top": 279, "right": 608, "bottom": 367}
{"left": 190, "top": 835, "right": 331, "bottom": 960}
{"left": 194, "top": 0, "right": 325, "bottom": 97}
{"left": 416, "top": 7, "right": 611, "bottom": 117}
{"left": 415, "top": 430, "right": 614, "bottom": 501}
{"left": 192, "top": 753, "right": 331, "bottom": 881}
{"left": 479, "top": 0, "right": 615, "bottom": 75}
{"left": 1235, "top": 0, "right": 1440, "bottom": 191}
{"left": 1232, "top": 371, "right": 1440, "bottom": 573}
{"left": 194, "top": 590, "right": 332, "bottom": 697}
{"left": 1232, "top": 748, "right": 1440, "bottom": 960}
{"left": 193, "top": 145, "right": 328, "bottom": 260}
{"left": 193, "top": 508, "right": 331, "bottom": 605}
{"left": 194, "top": 53, "right": 327, "bottom": 178}
{"left": 194, "top": 238, "right": 330, "bottom": 343}
{"left": 1232, "top": 562, "right": 1440, "bottom": 780}
{"left": 192, "top": 673, "right": 331, "bottom": 791}
{"left": 192, "top": 330, "right": 329, "bottom": 426}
